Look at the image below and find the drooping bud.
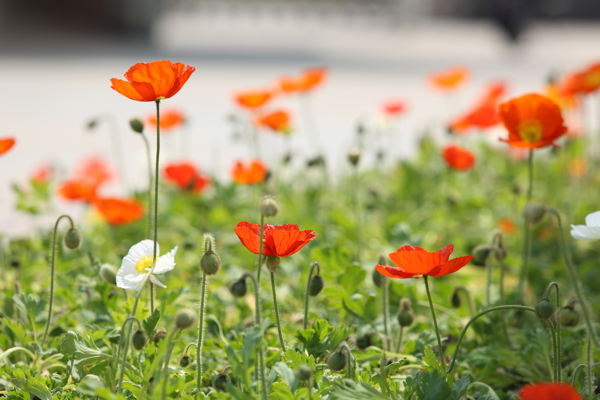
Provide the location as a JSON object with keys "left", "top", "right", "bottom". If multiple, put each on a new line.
{"left": 132, "top": 330, "right": 147, "bottom": 350}
{"left": 356, "top": 333, "right": 372, "bottom": 350}
{"left": 523, "top": 203, "right": 547, "bottom": 225}
{"left": 327, "top": 350, "right": 347, "bottom": 372}
{"left": 213, "top": 373, "right": 230, "bottom": 391}
{"left": 471, "top": 244, "right": 492, "bottom": 267}
{"left": 180, "top": 355, "right": 190, "bottom": 367}
{"left": 99, "top": 263, "right": 118, "bottom": 286}
{"left": 372, "top": 268, "right": 384, "bottom": 288}
{"left": 266, "top": 255, "right": 280, "bottom": 272}
{"left": 397, "top": 298, "right": 414, "bottom": 327}
{"left": 309, "top": 275, "right": 324, "bottom": 297}
{"left": 129, "top": 117, "right": 144, "bottom": 134}
{"left": 535, "top": 298, "right": 555, "bottom": 320}
{"left": 153, "top": 328, "right": 167, "bottom": 344}
{"left": 295, "top": 364, "right": 313, "bottom": 381}
{"left": 347, "top": 147, "right": 361, "bottom": 166}
{"left": 200, "top": 234, "right": 221, "bottom": 275}
{"left": 64, "top": 228, "right": 82, "bottom": 250}
{"left": 558, "top": 305, "right": 580, "bottom": 327}
{"left": 450, "top": 290, "right": 462, "bottom": 308}
{"left": 229, "top": 277, "right": 248, "bottom": 298}
{"left": 175, "top": 308, "right": 196, "bottom": 330}
{"left": 259, "top": 195, "right": 279, "bottom": 217}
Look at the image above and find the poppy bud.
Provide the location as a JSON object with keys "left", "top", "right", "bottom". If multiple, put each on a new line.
{"left": 372, "top": 267, "right": 384, "bottom": 288}
{"left": 99, "top": 263, "right": 118, "bottom": 286}
{"left": 213, "top": 373, "right": 230, "bottom": 391}
{"left": 10, "top": 258, "right": 20, "bottom": 269}
{"left": 64, "top": 228, "right": 82, "bottom": 250}
{"left": 229, "top": 277, "right": 248, "bottom": 298}
{"left": 266, "top": 255, "right": 280, "bottom": 272}
{"left": 309, "top": 275, "right": 324, "bottom": 297}
{"left": 471, "top": 244, "right": 492, "bottom": 267}
{"left": 175, "top": 308, "right": 196, "bottom": 330}
{"left": 356, "top": 333, "right": 372, "bottom": 350}
{"left": 347, "top": 147, "right": 361, "bottom": 166}
{"left": 87, "top": 119, "right": 98, "bottom": 130}
{"left": 180, "top": 355, "right": 190, "bottom": 367}
{"left": 200, "top": 251, "right": 221, "bottom": 276}
{"left": 450, "top": 290, "right": 462, "bottom": 308}
{"left": 558, "top": 306, "right": 580, "bottom": 327}
{"left": 129, "top": 117, "right": 144, "bottom": 134}
{"left": 523, "top": 203, "right": 547, "bottom": 225}
{"left": 535, "top": 298, "right": 555, "bottom": 320}
{"left": 259, "top": 195, "right": 279, "bottom": 218}
{"left": 327, "top": 350, "right": 347, "bottom": 372}
{"left": 132, "top": 330, "right": 147, "bottom": 350}
{"left": 153, "top": 328, "right": 167, "bottom": 344}
{"left": 397, "top": 298, "right": 414, "bottom": 327}
{"left": 295, "top": 364, "right": 313, "bottom": 381}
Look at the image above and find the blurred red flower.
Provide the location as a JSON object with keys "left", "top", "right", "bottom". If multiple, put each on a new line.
{"left": 375, "top": 245, "right": 473, "bottom": 279}
{"left": 519, "top": 382, "right": 582, "bottom": 400}
{"left": 94, "top": 197, "right": 144, "bottom": 225}
{"left": 499, "top": 218, "right": 516, "bottom": 234}
{"left": 58, "top": 181, "right": 98, "bottom": 203}
{"left": 234, "top": 222, "right": 316, "bottom": 257}
{"left": 428, "top": 66, "right": 469, "bottom": 91}
{"left": 146, "top": 108, "right": 185, "bottom": 131}
{"left": 163, "top": 161, "right": 210, "bottom": 193}
{"left": 32, "top": 164, "right": 53, "bottom": 185}
{"left": 499, "top": 93, "right": 567, "bottom": 149}
{"left": 278, "top": 67, "right": 327, "bottom": 94}
{"left": 0, "top": 137, "right": 15, "bottom": 155}
{"left": 382, "top": 100, "right": 407, "bottom": 116}
{"left": 232, "top": 159, "right": 267, "bottom": 185}
{"left": 450, "top": 82, "right": 506, "bottom": 133}
{"left": 111, "top": 60, "right": 195, "bottom": 102}
{"left": 256, "top": 110, "right": 292, "bottom": 133}
{"left": 58, "top": 158, "right": 112, "bottom": 203}
{"left": 442, "top": 145, "right": 476, "bottom": 171}
{"left": 560, "top": 62, "right": 600, "bottom": 98}
{"left": 235, "top": 89, "right": 273, "bottom": 110}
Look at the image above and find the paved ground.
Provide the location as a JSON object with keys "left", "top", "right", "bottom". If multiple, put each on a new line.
{"left": 1, "top": 12, "right": 599, "bottom": 236}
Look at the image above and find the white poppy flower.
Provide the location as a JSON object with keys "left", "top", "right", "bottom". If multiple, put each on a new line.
{"left": 116, "top": 239, "right": 177, "bottom": 291}
{"left": 570, "top": 211, "right": 600, "bottom": 241}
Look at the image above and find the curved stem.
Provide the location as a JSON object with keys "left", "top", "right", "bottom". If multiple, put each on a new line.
{"left": 42, "top": 214, "right": 75, "bottom": 346}
{"left": 339, "top": 342, "right": 354, "bottom": 380}
{"left": 184, "top": 342, "right": 197, "bottom": 357}
{"left": 196, "top": 273, "right": 208, "bottom": 397}
{"left": 545, "top": 281, "right": 561, "bottom": 382}
{"left": 270, "top": 272, "right": 286, "bottom": 352}
{"left": 304, "top": 262, "right": 321, "bottom": 330}
{"left": 453, "top": 286, "right": 475, "bottom": 318}
{"left": 423, "top": 276, "right": 447, "bottom": 372}
{"left": 241, "top": 273, "right": 267, "bottom": 400}
{"left": 572, "top": 363, "right": 587, "bottom": 387}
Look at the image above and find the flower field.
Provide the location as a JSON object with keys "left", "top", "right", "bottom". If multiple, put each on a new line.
{"left": 1, "top": 60, "right": 600, "bottom": 400}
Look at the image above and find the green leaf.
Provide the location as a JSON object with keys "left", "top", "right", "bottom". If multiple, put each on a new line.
{"left": 224, "top": 383, "right": 256, "bottom": 400}
{"left": 2, "top": 319, "right": 30, "bottom": 347}
{"left": 451, "top": 375, "right": 470, "bottom": 400}
{"left": 423, "top": 345, "right": 442, "bottom": 372}
{"left": 330, "top": 379, "right": 387, "bottom": 400}
{"left": 143, "top": 307, "right": 161, "bottom": 336}
{"left": 271, "top": 362, "right": 298, "bottom": 392}
{"left": 11, "top": 376, "right": 52, "bottom": 400}
{"left": 60, "top": 331, "right": 110, "bottom": 381}
{"left": 339, "top": 266, "right": 366, "bottom": 295}
{"left": 415, "top": 370, "right": 452, "bottom": 400}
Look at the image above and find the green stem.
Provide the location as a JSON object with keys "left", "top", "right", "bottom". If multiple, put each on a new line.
{"left": 304, "top": 262, "right": 320, "bottom": 330}
{"left": 352, "top": 165, "right": 362, "bottom": 263}
{"left": 42, "top": 214, "right": 75, "bottom": 346}
{"left": 339, "top": 342, "right": 354, "bottom": 380}
{"left": 140, "top": 132, "right": 153, "bottom": 239}
{"left": 485, "top": 253, "right": 493, "bottom": 308}
{"left": 547, "top": 208, "right": 598, "bottom": 347}
{"left": 545, "top": 282, "right": 561, "bottom": 382}
{"left": 307, "top": 375, "right": 313, "bottom": 400}
{"left": 548, "top": 320, "right": 558, "bottom": 382}
{"left": 115, "top": 295, "right": 142, "bottom": 392}
{"left": 573, "top": 363, "right": 587, "bottom": 387}
{"left": 242, "top": 273, "right": 267, "bottom": 400}
{"left": 527, "top": 148, "right": 534, "bottom": 200}
{"left": 270, "top": 272, "right": 286, "bottom": 353}
{"left": 395, "top": 326, "right": 404, "bottom": 354}
{"left": 150, "top": 283, "right": 155, "bottom": 314}
{"left": 161, "top": 330, "right": 177, "bottom": 400}
{"left": 518, "top": 149, "right": 534, "bottom": 293}
{"left": 587, "top": 337, "right": 594, "bottom": 400}
{"left": 382, "top": 275, "right": 390, "bottom": 350}
{"left": 196, "top": 273, "right": 208, "bottom": 397}
{"left": 423, "top": 276, "right": 447, "bottom": 372}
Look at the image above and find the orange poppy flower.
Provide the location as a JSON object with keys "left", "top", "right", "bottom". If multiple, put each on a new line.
{"left": 429, "top": 66, "right": 469, "bottom": 91}
{"left": 94, "top": 197, "right": 144, "bottom": 226}
{"left": 234, "top": 221, "right": 316, "bottom": 257}
{"left": 146, "top": 108, "right": 185, "bottom": 131}
{"left": 58, "top": 180, "right": 98, "bottom": 202}
{"left": 256, "top": 110, "right": 292, "bottom": 133}
{"left": 450, "top": 82, "right": 506, "bottom": 133}
{"left": 231, "top": 159, "right": 268, "bottom": 185}
{"left": 519, "top": 382, "right": 582, "bottom": 400}
{"left": 110, "top": 60, "right": 195, "bottom": 102}
{"left": 498, "top": 93, "right": 567, "bottom": 149}
{"left": 0, "top": 137, "right": 15, "bottom": 155}
{"left": 278, "top": 67, "right": 327, "bottom": 94}
{"left": 235, "top": 89, "right": 273, "bottom": 110}
{"left": 375, "top": 245, "right": 473, "bottom": 279}
{"left": 163, "top": 161, "right": 210, "bottom": 193}
{"left": 560, "top": 62, "right": 600, "bottom": 98}
{"left": 382, "top": 100, "right": 406, "bottom": 116}
{"left": 499, "top": 218, "right": 516, "bottom": 234}
{"left": 58, "top": 158, "right": 112, "bottom": 202}
{"left": 442, "top": 145, "right": 476, "bottom": 171}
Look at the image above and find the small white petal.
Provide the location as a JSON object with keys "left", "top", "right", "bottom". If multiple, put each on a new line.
{"left": 117, "top": 272, "right": 148, "bottom": 291}
{"left": 149, "top": 274, "right": 167, "bottom": 288}
{"left": 150, "top": 246, "right": 178, "bottom": 275}
{"left": 570, "top": 224, "right": 600, "bottom": 241}
{"left": 585, "top": 211, "right": 600, "bottom": 228}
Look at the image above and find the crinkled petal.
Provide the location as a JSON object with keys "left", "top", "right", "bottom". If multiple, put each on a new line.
{"left": 570, "top": 224, "right": 600, "bottom": 241}
{"left": 149, "top": 274, "right": 167, "bottom": 288}
{"left": 234, "top": 222, "right": 262, "bottom": 254}
{"left": 149, "top": 246, "right": 178, "bottom": 274}
{"left": 585, "top": 211, "right": 600, "bottom": 228}
{"left": 430, "top": 255, "right": 474, "bottom": 277}
{"left": 110, "top": 78, "right": 156, "bottom": 102}
{"left": 375, "top": 264, "right": 420, "bottom": 279}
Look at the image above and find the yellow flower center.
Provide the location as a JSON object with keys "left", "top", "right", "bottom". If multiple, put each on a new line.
{"left": 518, "top": 120, "right": 543, "bottom": 143}
{"left": 135, "top": 255, "right": 154, "bottom": 273}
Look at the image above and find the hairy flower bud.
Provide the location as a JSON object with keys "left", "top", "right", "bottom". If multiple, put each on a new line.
{"left": 259, "top": 195, "right": 279, "bottom": 217}
{"left": 229, "top": 277, "right": 248, "bottom": 298}
{"left": 372, "top": 267, "right": 384, "bottom": 288}
{"left": 99, "top": 263, "right": 118, "bottom": 286}
{"left": 308, "top": 275, "right": 324, "bottom": 297}
{"left": 535, "top": 298, "right": 555, "bottom": 320}
{"left": 327, "top": 350, "right": 347, "bottom": 372}
{"left": 64, "top": 228, "right": 82, "bottom": 250}
{"left": 558, "top": 306, "right": 580, "bottom": 327}
{"left": 347, "top": 147, "right": 361, "bottom": 166}
{"left": 397, "top": 298, "right": 414, "bottom": 327}
{"left": 175, "top": 308, "right": 196, "bottom": 330}
{"left": 200, "top": 251, "right": 221, "bottom": 275}
{"left": 132, "top": 330, "right": 147, "bottom": 350}
{"left": 129, "top": 117, "right": 144, "bottom": 134}
{"left": 10, "top": 258, "right": 20, "bottom": 269}
{"left": 180, "top": 355, "right": 190, "bottom": 367}
{"left": 213, "top": 373, "right": 230, "bottom": 391}
{"left": 451, "top": 291, "right": 462, "bottom": 308}
{"left": 523, "top": 203, "right": 547, "bottom": 225}
{"left": 153, "top": 328, "right": 167, "bottom": 344}
{"left": 471, "top": 244, "right": 492, "bottom": 267}
{"left": 295, "top": 364, "right": 313, "bottom": 381}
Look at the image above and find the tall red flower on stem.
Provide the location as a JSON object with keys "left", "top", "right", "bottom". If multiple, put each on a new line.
{"left": 375, "top": 245, "right": 473, "bottom": 279}
{"left": 94, "top": 197, "right": 144, "bottom": 225}
{"left": 110, "top": 60, "right": 195, "bottom": 102}
{"left": 0, "top": 138, "right": 15, "bottom": 155}
{"left": 442, "top": 145, "right": 476, "bottom": 171}
{"left": 498, "top": 93, "right": 567, "bottom": 148}
{"left": 256, "top": 110, "right": 292, "bottom": 133}
{"left": 234, "top": 222, "right": 316, "bottom": 257}
{"left": 235, "top": 89, "right": 273, "bottom": 110}
{"left": 518, "top": 382, "right": 582, "bottom": 400}
{"left": 163, "top": 161, "right": 210, "bottom": 193}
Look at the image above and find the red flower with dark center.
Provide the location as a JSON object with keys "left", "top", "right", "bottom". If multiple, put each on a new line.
{"left": 235, "top": 89, "right": 273, "bottom": 109}
{"left": 518, "top": 382, "right": 582, "bottom": 400}
{"left": 256, "top": 110, "right": 292, "bottom": 133}
{"left": 231, "top": 159, "right": 268, "bottom": 185}
{"left": 0, "top": 138, "right": 15, "bottom": 155}
{"left": 375, "top": 245, "right": 473, "bottom": 279}
{"left": 111, "top": 60, "right": 195, "bottom": 102}
{"left": 234, "top": 221, "right": 316, "bottom": 257}
{"left": 163, "top": 161, "right": 210, "bottom": 193}
{"left": 146, "top": 108, "right": 185, "bottom": 131}
{"left": 442, "top": 145, "right": 476, "bottom": 171}
{"left": 94, "top": 198, "right": 145, "bottom": 226}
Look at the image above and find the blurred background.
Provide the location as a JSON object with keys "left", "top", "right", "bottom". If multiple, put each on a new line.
{"left": 1, "top": 0, "right": 599, "bottom": 235}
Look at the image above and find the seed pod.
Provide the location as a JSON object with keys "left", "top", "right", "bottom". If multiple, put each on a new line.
{"left": 259, "top": 195, "right": 279, "bottom": 217}
{"left": 175, "top": 308, "right": 196, "bottom": 330}
{"left": 132, "top": 330, "right": 147, "bottom": 350}
{"left": 266, "top": 255, "right": 280, "bottom": 273}
{"left": 535, "top": 298, "right": 555, "bottom": 320}
{"left": 213, "top": 373, "right": 230, "bottom": 391}
{"left": 327, "top": 350, "right": 347, "bottom": 372}
{"left": 523, "top": 203, "right": 547, "bottom": 225}
{"left": 99, "top": 263, "right": 118, "bottom": 286}
{"left": 295, "top": 364, "right": 313, "bottom": 381}
{"left": 129, "top": 117, "right": 144, "bottom": 133}
{"left": 308, "top": 275, "right": 324, "bottom": 297}
{"left": 180, "top": 355, "right": 190, "bottom": 367}
{"left": 558, "top": 306, "right": 580, "bottom": 327}
{"left": 153, "top": 328, "right": 167, "bottom": 344}
{"left": 229, "top": 278, "right": 248, "bottom": 298}
{"left": 200, "top": 251, "right": 221, "bottom": 275}
{"left": 64, "top": 228, "right": 82, "bottom": 250}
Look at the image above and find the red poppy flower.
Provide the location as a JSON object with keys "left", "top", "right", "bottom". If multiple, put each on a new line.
{"left": 375, "top": 245, "right": 473, "bottom": 279}
{"left": 234, "top": 222, "right": 316, "bottom": 257}
{"left": 32, "top": 164, "right": 53, "bottom": 184}
{"left": 382, "top": 100, "right": 406, "bottom": 116}
{"left": 428, "top": 67, "right": 469, "bottom": 91}
{"left": 235, "top": 89, "right": 273, "bottom": 109}
{"left": 256, "top": 110, "right": 292, "bottom": 133}
{"left": 278, "top": 67, "right": 327, "bottom": 94}
{"left": 94, "top": 197, "right": 145, "bottom": 226}
{"left": 231, "top": 159, "right": 268, "bottom": 185}
{"left": 57, "top": 158, "right": 112, "bottom": 203}
{"left": 110, "top": 60, "right": 195, "bottom": 102}
{"left": 0, "top": 137, "right": 15, "bottom": 155}
{"left": 146, "top": 108, "right": 185, "bottom": 131}
{"left": 560, "top": 62, "right": 600, "bottom": 98}
{"left": 163, "top": 161, "right": 210, "bottom": 193}
{"left": 450, "top": 82, "right": 506, "bottom": 133}
{"left": 57, "top": 180, "right": 98, "bottom": 202}
{"left": 519, "top": 382, "right": 582, "bottom": 400}
{"left": 442, "top": 145, "right": 476, "bottom": 171}
{"left": 499, "top": 93, "right": 567, "bottom": 149}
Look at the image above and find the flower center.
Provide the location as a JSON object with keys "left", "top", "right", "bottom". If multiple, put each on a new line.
{"left": 135, "top": 255, "right": 154, "bottom": 273}
{"left": 518, "top": 120, "right": 543, "bottom": 142}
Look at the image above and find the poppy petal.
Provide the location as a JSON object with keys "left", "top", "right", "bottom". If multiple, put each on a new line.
{"left": 376, "top": 264, "right": 420, "bottom": 279}
{"left": 429, "top": 255, "right": 474, "bottom": 277}
{"left": 234, "top": 222, "right": 262, "bottom": 254}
